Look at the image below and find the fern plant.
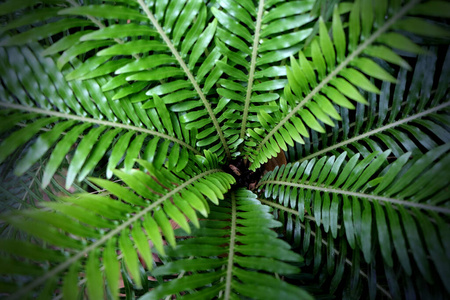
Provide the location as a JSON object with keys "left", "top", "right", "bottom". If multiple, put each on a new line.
{"left": 0, "top": 0, "right": 449, "bottom": 299}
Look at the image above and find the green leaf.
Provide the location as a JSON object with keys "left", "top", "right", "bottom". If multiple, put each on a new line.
{"left": 342, "top": 195, "right": 356, "bottom": 249}
{"left": 104, "top": 238, "right": 120, "bottom": 300}
{"left": 0, "top": 117, "right": 58, "bottom": 165}
{"left": 119, "top": 228, "right": 142, "bottom": 288}
{"left": 106, "top": 131, "right": 135, "bottom": 178}
{"left": 97, "top": 40, "right": 167, "bottom": 56}
{"left": 364, "top": 45, "right": 411, "bottom": 70}
{"left": 14, "top": 120, "right": 76, "bottom": 176}
{"left": 65, "top": 126, "right": 107, "bottom": 188}
{"left": 319, "top": 17, "right": 336, "bottom": 71}
{"left": 131, "top": 222, "right": 153, "bottom": 269}
{"left": 42, "top": 123, "right": 92, "bottom": 188}
{"left": 361, "top": 199, "right": 372, "bottom": 263}
{"left": 373, "top": 200, "right": 392, "bottom": 267}
{"left": 86, "top": 250, "right": 104, "bottom": 300}
{"left": 332, "top": 5, "right": 346, "bottom": 62}
{"left": 140, "top": 272, "right": 224, "bottom": 300}
{"left": 376, "top": 32, "right": 426, "bottom": 54}
{"left": 153, "top": 94, "right": 173, "bottom": 135}
{"left": 409, "top": 1, "right": 450, "bottom": 18}
{"left": 62, "top": 262, "right": 80, "bottom": 300}
{"left": 385, "top": 203, "right": 411, "bottom": 275}
{"left": 350, "top": 57, "right": 396, "bottom": 82}
{"left": 143, "top": 214, "right": 165, "bottom": 256}
{"left": 216, "top": 61, "right": 248, "bottom": 81}
{"left": 0, "top": 19, "right": 90, "bottom": 46}
{"left": 398, "top": 206, "right": 433, "bottom": 283}
{"left": 339, "top": 68, "right": 380, "bottom": 93}
{"left": 393, "top": 17, "right": 450, "bottom": 38}
{"left": 81, "top": 24, "right": 157, "bottom": 41}
{"left": 154, "top": 208, "right": 176, "bottom": 248}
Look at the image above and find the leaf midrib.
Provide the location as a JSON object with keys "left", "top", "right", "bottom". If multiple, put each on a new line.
{"left": 136, "top": 0, "right": 231, "bottom": 161}
{"left": 257, "top": 180, "right": 450, "bottom": 214}
{"left": 224, "top": 191, "right": 237, "bottom": 300}
{"left": 255, "top": 0, "right": 420, "bottom": 155}
{"left": 0, "top": 102, "right": 201, "bottom": 155}
{"left": 7, "top": 168, "right": 224, "bottom": 300}
{"left": 240, "top": 0, "right": 265, "bottom": 141}
{"left": 298, "top": 102, "right": 450, "bottom": 162}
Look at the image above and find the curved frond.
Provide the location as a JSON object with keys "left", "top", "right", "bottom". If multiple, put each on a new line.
{"left": 0, "top": 1, "right": 448, "bottom": 299}
{"left": 257, "top": 148, "right": 450, "bottom": 297}
{"left": 0, "top": 43, "right": 200, "bottom": 188}
{"left": 287, "top": 46, "right": 450, "bottom": 162}
{"left": 0, "top": 0, "right": 232, "bottom": 161}
{"left": 143, "top": 188, "right": 312, "bottom": 300}
{"left": 247, "top": 0, "right": 450, "bottom": 170}
{"left": 0, "top": 153, "right": 235, "bottom": 299}
{"left": 212, "top": 0, "right": 318, "bottom": 151}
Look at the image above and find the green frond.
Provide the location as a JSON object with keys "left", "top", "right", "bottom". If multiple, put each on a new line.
{"left": 247, "top": 0, "right": 450, "bottom": 170}
{"left": 212, "top": 0, "right": 318, "bottom": 151}
{"left": 258, "top": 147, "right": 450, "bottom": 297}
{"left": 0, "top": 0, "right": 449, "bottom": 299}
{"left": 142, "top": 188, "right": 312, "bottom": 300}
{"left": 287, "top": 46, "right": 450, "bottom": 162}
{"left": 0, "top": 0, "right": 233, "bottom": 161}
{"left": 0, "top": 155, "right": 235, "bottom": 299}
{"left": 0, "top": 43, "right": 200, "bottom": 188}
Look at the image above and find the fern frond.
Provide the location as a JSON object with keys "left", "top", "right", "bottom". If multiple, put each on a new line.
{"left": 1, "top": 0, "right": 233, "bottom": 161}
{"left": 0, "top": 44, "right": 200, "bottom": 188}
{"left": 131, "top": 0, "right": 233, "bottom": 161}
{"left": 142, "top": 188, "right": 312, "bottom": 300}
{"left": 0, "top": 1, "right": 449, "bottom": 299}
{"left": 247, "top": 0, "right": 450, "bottom": 170}
{"left": 288, "top": 46, "right": 450, "bottom": 162}
{"left": 212, "top": 0, "right": 318, "bottom": 151}
{"left": 257, "top": 148, "right": 450, "bottom": 297}
{"left": 0, "top": 154, "right": 235, "bottom": 299}
{"left": 261, "top": 198, "right": 391, "bottom": 298}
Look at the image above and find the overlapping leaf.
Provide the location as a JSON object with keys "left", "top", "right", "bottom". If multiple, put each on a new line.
{"left": 211, "top": 0, "right": 318, "bottom": 152}
{"left": 0, "top": 153, "right": 235, "bottom": 299}
{"left": 0, "top": 0, "right": 449, "bottom": 299}
{"left": 0, "top": 43, "right": 199, "bottom": 188}
{"left": 0, "top": 0, "right": 233, "bottom": 161}
{"left": 142, "top": 188, "right": 312, "bottom": 300}
{"left": 258, "top": 147, "right": 450, "bottom": 298}
{"left": 246, "top": 0, "right": 450, "bottom": 170}
{"left": 287, "top": 46, "right": 450, "bottom": 163}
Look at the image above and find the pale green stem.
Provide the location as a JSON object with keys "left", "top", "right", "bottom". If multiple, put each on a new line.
{"left": 298, "top": 102, "right": 450, "bottom": 162}
{"left": 0, "top": 102, "right": 200, "bottom": 155}
{"left": 224, "top": 191, "right": 237, "bottom": 300}
{"left": 240, "top": 0, "right": 265, "bottom": 141}
{"left": 257, "top": 180, "right": 450, "bottom": 214}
